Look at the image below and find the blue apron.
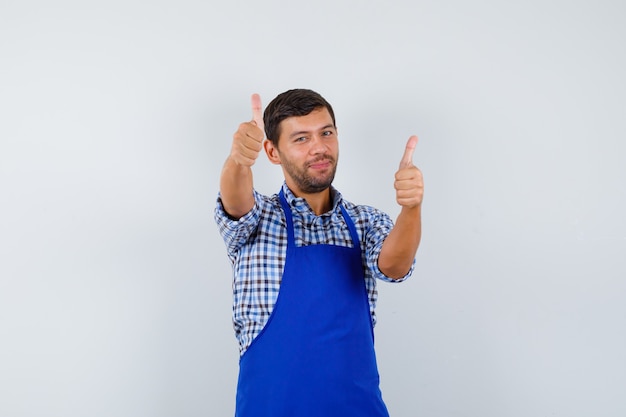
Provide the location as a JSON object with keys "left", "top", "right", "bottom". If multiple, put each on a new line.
{"left": 235, "top": 189, "right": 390, "bottom": 417}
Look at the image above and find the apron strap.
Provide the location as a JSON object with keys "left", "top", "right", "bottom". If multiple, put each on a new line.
{"left": 278, "top": 189, "right": 295, "bottom": 245}
{"left": 278, "top": 188, "right": 361, "bottom": 250}
{"left": 340, "top": 204, "right": 360, "bottom": 250}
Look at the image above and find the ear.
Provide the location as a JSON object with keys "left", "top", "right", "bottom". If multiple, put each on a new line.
{"left": 264, "top": 139, "right": 281, "bottom": 165}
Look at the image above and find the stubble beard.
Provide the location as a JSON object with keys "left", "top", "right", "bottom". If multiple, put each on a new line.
{"left": 282, "top": 154, "right": 338, "bottom": 194}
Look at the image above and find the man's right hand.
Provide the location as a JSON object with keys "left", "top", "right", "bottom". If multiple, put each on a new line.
{"left": 230, "top": 94, "right": 265, "bottom": 167}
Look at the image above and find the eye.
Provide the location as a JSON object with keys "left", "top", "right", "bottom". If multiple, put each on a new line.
{"left": 294, "top": 136, "right": 307, "bottom": 143}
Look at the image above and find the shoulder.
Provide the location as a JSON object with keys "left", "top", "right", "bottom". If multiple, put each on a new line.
{"left": 335, "top": 192, "right": 394, "bottom": 242}
{"left": 247, "top": 190, "right": 284, "bottom": 225}
{"left": 254, "top": 189, "right": 280, "bottom": 208}
{"left": 342, "top": 197, "right": 389, "bottom": 220}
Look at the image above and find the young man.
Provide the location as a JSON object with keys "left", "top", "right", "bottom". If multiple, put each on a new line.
{"left": 215, "top": 89, "right": 423, "bottom": 417}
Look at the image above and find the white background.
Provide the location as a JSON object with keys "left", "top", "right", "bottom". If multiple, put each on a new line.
{"left": 1, "top": 1, "right": 625, "bottom": 416}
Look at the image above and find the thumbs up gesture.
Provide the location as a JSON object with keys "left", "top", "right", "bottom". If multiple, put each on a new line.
{"left": 395, "top": 135, "right": 424, "bottom": 208}
{"left": 230, "top": 94, "right": 265, "bottom": 167}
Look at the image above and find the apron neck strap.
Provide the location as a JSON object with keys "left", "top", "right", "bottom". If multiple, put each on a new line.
{"left": 278, "top": 188, "right": 361, "bottom": 249}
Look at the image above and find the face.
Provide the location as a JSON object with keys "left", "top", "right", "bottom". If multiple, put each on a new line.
{"left": 264, "top": 107, "right": 339, "bottom": 195}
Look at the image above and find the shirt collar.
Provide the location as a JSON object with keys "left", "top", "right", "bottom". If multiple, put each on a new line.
{"left": 280, "top": 182, "right": 343, "bottom": 216}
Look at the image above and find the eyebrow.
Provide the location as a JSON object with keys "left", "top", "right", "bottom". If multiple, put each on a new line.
{"left": 288, "top": 124, "right": 336, "bottom": 139}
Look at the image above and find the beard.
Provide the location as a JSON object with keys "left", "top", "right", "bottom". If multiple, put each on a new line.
{"left": 280, "top": 153, "right": 338, "bottom": 194}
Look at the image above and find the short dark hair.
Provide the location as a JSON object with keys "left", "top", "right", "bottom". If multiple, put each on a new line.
{"left": 263, "top": 89, "right": 336, "bottom": 145}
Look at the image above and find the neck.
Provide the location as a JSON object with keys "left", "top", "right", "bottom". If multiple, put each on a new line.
{"left": 288, "top": 185, "right": 332, "bottom": 215}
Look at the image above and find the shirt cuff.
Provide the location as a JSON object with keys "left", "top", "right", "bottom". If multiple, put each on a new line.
{"left": 375, "top": 257, "right": 415, "bottom": 283}
{"left": 214, "top": 192, "right": 262, "bottom": 255}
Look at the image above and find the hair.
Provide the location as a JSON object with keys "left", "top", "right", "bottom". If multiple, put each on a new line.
{"left": 263, "top": 89, "right": 336, "bottom": 145}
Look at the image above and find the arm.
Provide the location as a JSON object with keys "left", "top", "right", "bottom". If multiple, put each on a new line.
{"left": 219, "top": 94, "right": 265, "bottom": 219}
{"left": 378, "top": 136, "right": 424, "bottom": 279}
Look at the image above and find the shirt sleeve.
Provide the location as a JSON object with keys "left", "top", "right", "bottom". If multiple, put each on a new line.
{"left": 364, "top": 208, "right": 414, "bottom": 283}
{"left": 214, "top": 190, "right": 263, "bottom": 260}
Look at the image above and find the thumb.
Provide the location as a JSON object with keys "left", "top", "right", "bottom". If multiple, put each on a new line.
{"left": 251, "top": 93, "right": 264, "bottom": 131}
{"left": 399, "top": 135, "right": 418, "bottom": 169}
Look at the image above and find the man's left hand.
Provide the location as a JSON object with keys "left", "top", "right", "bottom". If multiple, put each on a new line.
{"left": 394, "top": 135, "right": 424, "bottom": 208}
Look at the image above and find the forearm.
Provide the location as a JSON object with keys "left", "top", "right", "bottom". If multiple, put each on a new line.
{"left": 378, "top": 205, "right": 422, "bottom": 279}
{"left": 220, "top": 94, "right": 265, "bottom": 219}
{"left": 219, "top": 157, "right": 254, "bottom": 219}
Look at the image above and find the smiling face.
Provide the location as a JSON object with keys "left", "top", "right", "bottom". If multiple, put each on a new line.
{"left": 264, "top": 107, "right": 339, "bottom": 196}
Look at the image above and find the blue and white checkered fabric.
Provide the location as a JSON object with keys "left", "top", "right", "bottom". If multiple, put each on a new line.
{"left": 215, "top": 183, "right": 411, "bottom": 355}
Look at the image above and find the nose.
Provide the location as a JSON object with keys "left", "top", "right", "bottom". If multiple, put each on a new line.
{"left": 309, "top": 134, "right": 328, "bottom": 155}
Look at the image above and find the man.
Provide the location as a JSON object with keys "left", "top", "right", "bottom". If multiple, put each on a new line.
{"left": 215, "top": 89, "right": 423, "bottom": 417}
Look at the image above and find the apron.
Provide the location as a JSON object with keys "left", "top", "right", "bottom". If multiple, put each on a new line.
{"left": 235, "top": 189, "right": 389, "bottom": 417}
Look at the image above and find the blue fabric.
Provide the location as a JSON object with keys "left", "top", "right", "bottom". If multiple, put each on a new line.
{"left": 235, "top": 189, "right": 389, "bottom": 417}
{"left": 214, "top": 183, "right": 412, "bottom": 355}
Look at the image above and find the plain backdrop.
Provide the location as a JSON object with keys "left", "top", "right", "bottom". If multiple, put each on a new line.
{"left": 1, "top": 1, "right": 625, "bottom": 416}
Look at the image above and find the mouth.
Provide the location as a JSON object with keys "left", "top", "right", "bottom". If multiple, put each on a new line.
{"left": 307, "top": 158, "right": 333, "bottom": 170}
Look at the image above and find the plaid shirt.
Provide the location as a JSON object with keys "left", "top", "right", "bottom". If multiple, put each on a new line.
{"left": 215, "top": 183, "right": 412, "bottom": 355}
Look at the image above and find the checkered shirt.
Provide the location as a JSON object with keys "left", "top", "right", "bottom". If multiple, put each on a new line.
{"left": 214, "top": 183, "right": 412, "bottom": 355}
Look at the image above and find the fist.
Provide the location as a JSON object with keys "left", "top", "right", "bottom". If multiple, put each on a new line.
{"left": 230, "top": 94, "right": 265, "bottom": 167}
{"left": 394, "top": 135, "right": 424, "bottom": 208}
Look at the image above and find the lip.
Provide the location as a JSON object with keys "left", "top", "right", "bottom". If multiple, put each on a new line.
{"left": 308, "top": 159, "right": 332, "bottom": 170}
